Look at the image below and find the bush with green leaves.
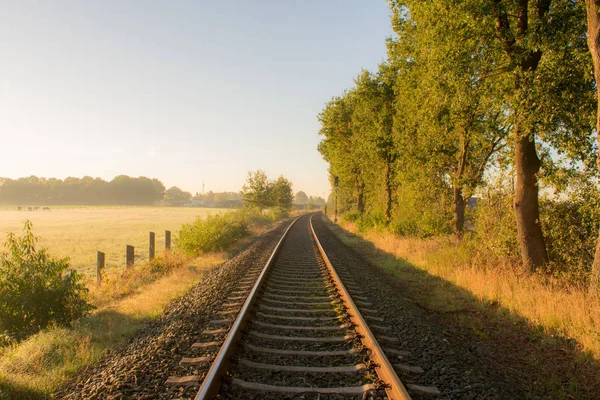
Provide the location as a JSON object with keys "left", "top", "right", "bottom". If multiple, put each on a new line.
{"left": 177, "top": 210, "right": 250, "bottom": 255}
{"left": 0, "top": 220, "right": 93, "bottom": 340}
{"left": 177, "top": 207, "right": 290, "bottom": 256}
{"left": 539, "top": 195, "right": 600, "bottom": 282}
{"left": 471, "top": 190, "right": 519, "bottom": 262}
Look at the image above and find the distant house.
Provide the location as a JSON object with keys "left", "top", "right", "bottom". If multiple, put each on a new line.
{"left": 467, "top": 197, "right": 479, "bottom": 210}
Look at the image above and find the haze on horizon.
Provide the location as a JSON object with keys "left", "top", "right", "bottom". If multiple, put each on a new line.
{"left": 0, "top": 1, "right": 392, "bottom": 197}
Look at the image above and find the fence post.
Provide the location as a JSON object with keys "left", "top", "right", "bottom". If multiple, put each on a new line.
{"left": 126, "top": 245, "right": 134, "bottom": 268}
{"left": 97, "top": 251, "right": 105, "bottom": 285}
{"left": 149, "top": 232, "right": 155, "bottom": 261}
{"left": 165, "top": 230, "right": 171, "bottom": 251}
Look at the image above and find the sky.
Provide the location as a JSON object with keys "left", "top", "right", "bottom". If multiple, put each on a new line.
{"left": 0, "top": 1, "right": 393, "bottom": 197}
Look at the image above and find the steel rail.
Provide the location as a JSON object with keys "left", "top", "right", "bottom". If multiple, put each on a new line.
{"left": 194, "top": 215, "right": 301, "bottom": 400}
{"left": 309, "top": 214, "right": 412, "bottom": 400}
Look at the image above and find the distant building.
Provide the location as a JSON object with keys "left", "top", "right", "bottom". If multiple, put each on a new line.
{"left": 467, "top": 197, "right": 479, "bottom": 210}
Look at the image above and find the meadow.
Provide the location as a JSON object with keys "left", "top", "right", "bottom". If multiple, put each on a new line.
{"left": 0, "top": 206, "right": 230, "bottom": 278}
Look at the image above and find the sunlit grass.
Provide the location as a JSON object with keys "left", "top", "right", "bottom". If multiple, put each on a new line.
{"left": 0, "top": 206, "right": 231, "bottom": 277}
{"left": 0, "top": 253, "right": 225, "bottom": 399}
{"left": 332, "top": 218, "right": 600, "bottom": 361}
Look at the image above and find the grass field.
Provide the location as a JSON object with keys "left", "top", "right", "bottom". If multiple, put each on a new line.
{"left": 0, "top": 206, "right": 231, "bottom": 277}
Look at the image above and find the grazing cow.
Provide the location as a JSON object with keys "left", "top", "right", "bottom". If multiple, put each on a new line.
{"left": 28, "top": 207, "right": 33, "bottom": 211}
{"left": 17, "top": 206, "right": 22, "bottom": 211}
{"left": 43, "top": 207, "right": 51, "bottom": 211}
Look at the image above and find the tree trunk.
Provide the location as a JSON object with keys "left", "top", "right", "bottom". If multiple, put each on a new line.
{"left": 514, "top": 129, "right": 548, "bottom": 271}
{"left": 585, "top": 0, "right": 600, "bottom": 291}
{"left": 384, "top": 161, "right": 393, "bottom": 224}
{"left": 453, "top": 185, "right": 466, "bottom": 238}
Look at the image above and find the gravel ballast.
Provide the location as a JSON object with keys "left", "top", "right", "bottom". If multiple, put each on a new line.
{"left": 56, "top": 219, "right": 292, "bottom": 400}
{"left": 311, "top": 216, "right": 525, "bottom": 400}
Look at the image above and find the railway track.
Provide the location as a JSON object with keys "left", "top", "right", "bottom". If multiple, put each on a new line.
{"left": 167, "top": 213, "right": 438, "bottom": 399}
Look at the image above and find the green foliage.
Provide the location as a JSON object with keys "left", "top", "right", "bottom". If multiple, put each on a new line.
{"left": 176, "top": 207, "right": 288, "bottom": 256}
{"left": 241, "top": 170, "right": 294, "bottom": 210}
{"left": 164, "top": 186, "right": 192, "bottom": 204}
{"left": 266, "top": 207, "right": 289, "bottom": 221}
{"left": 317, "top": 0, "right": 599, "bottom": 281}
{"left": 177, "top": 210, "right": 250, "bottom": 255}
{"left": 0, "top": 221, "right": 93, "bottom": 340}
{"left": 539, "top": 189, "right": 600, "bottom": 281}
{"left": 472, "top": 189, "right": 519, "bottom": 261}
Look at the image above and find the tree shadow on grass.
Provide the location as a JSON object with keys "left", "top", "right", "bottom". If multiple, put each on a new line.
{"left": 323, "top": 219, "right": 600, "bottom": 400}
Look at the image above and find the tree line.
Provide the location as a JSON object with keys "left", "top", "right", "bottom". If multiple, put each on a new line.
{"left": 319, "top": 1, "right": 600, "bottom": 289}
{"left": 0, "top": 175, "right": 190, "bottom": 206}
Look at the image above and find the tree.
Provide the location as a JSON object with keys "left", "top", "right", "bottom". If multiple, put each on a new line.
{"left": 241, "top": 171, "right": 293, "bottom": 210}
{"left": 272, "top": 176, "right": 294, "bottom": 210}
{"left": 482, "top": 0, "right": 594, "bottom": 270}
{"left": 165, "top": 186, "right": 192, "bottom": 204}
{"left": 388, "top": 1, "right": 509, "bottom": 236}
{"left": 584, "top": 1, "right": 600, "bottom": 290}
{"left": 294, "top": 191, "right": 309, "bottom": 205}
{"left": 318, "top": 94, "right": 367, "bottom": 216}
{"left": 241, "top": 170, "right": 272, "bottom": 209}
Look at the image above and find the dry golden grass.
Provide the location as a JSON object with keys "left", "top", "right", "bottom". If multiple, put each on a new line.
{"left": 0, "top": 206, "right": 231, "bottom": 277}
{"left": 0, "top": 209, "right": 279, "bottom": 399}
{"left": 337, "top": 219, "right": 600, "bottom": 361}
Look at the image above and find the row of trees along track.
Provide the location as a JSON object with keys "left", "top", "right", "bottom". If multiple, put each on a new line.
{"left": 166, "top": 214, "right": 438, "bottom": 399}
{"left": 318, "top": 0, "right": 600, "bottom": 289}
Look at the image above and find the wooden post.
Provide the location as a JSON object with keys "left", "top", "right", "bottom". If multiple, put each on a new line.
{"left": 97, "top": 251, "right": 105, "bottom": 285}
{"left": 165, "top": 230, "right": 171, "bottom": 251}
{"left": 126, "top": 245, "right": 134, "bottom": 268}
{"left": 149, "top": 232, "right": 155, "bottom": 261}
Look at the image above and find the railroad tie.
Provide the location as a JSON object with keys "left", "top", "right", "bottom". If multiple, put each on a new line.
{"left": 208, "top": 319, "right": 233, "bottom": 326}
{"left": 239, "top": 359, "right": 366, "bottom": 374}
{"left": 394, "top": 363, "right": 425, "bottom": 374}
{"left": 259, "top": 305, "right": 338, "bottom": 313}
{"left": 191, "top": 341, "right": 220, "bottom": 349}
{"left": 384, "top": 347, "right": 411, "bottom": 357}
{"left": 406, "top": 383, "right": 442, "bottom": 396}
{"left": 255, "top": 312, "right": 342, "bottom": 321}
{"left": 261, "top": 298, "right": 340, "bottom": 306}
{"left": 364, "top": 315, "right": 385, "bottom": 322}
{"left": 230, "top": 379, "right": 377, "bottom": 395}
{"left": 249, "top": 331, "right": 353, "bottom": 342}
{"left": 377, "top": 335, "right": 400, "bottom": 343}
{"left": 252, "top": 320, "right": 349, "bottom": 331}
{"left": 202, "top": 328, "right": 228, "bottom": 335}
{"left": 180, "top": 356, "right": 211, "bottom": 366}
{"left": 261, "top": 293, "right": 334, "bottom": 300}
{"left": 244, "top": 343, "right": 358, "bottom": 357}
{"left": 165, "top": 375, "right": 200, "bottom": 387}
{"left": 221, "top": 302, "right": 242, "bottom": 307}
{"left": 217, "top": 309, "right": 238, "bottom": 315}
{"left": 370, "top": 324, "right": 393, "bottom": 332}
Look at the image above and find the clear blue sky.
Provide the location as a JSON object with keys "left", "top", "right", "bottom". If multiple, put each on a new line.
{"left": 0, "top": 1, "right": 392, "bottom": 197}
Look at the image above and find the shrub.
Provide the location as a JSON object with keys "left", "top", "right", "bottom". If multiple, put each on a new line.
{"left": 471, "top": 190, "right": 519, "bottom": 262}
{"left": 177, "top": 211, "right": 250, "bottom": 255}
{"left": 266, "top": 207, "right": 289, "bottom": 221}
{"left": 0, "top": 220, "right": 93, "bottom": 340}
{"left": 539, "top": 198, "right": 599, "bottom": 282}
